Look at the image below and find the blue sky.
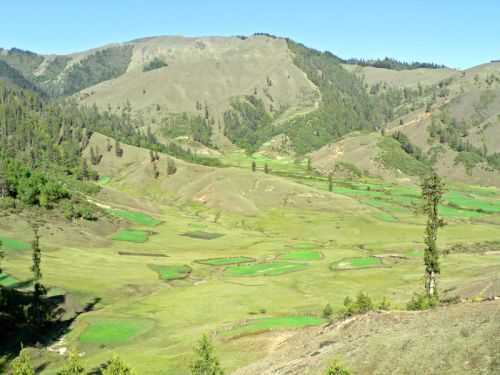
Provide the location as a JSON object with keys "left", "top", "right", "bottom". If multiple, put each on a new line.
{"left": 1, "top": 1, "right": 498, "bottom": 69}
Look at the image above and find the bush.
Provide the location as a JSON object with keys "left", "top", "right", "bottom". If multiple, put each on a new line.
{"left": 406, "top": 293, "right": 439, "bottom": 311}
{"left": 101, "top": 356, "right": 135, "bottom": 375}
{"left": 322, "top": 303, "right": 333, "bottom": 319}
{"left": 343, "top": 292, "right": 374, "bottom": 317}
{"left": 11, "top": 348, "right": 35, "bottom": 375}
{"left": 325, "top": 359, "right": 351, "bottom": 375}
{"left": 143, "top": 57, "right": 168, "bottom": 72}
{"left": 62, "top": 199, "right": 98, "bottom": 221}
{"left": 0, "top": 196, "right": 16, "bottom": 210}
{"left": 378, "top": 296, "right": 391, "bottom": 311}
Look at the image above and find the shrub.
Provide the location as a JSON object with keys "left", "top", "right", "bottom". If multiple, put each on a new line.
{"left": 101, "top": 356, "right": 135, "bottom": 375}
{"left": 143, "top": 57, "right": 168, "bottom": 72}
{"left": 406, "top": 293, "right": 439, "bottom": 311}
{"left": 342, "top": 292, "right": 375, "bottom": 317}
{"left": 378, "top": 296, "right": 391, "bottom": 311}
{"left": 62, "top": 199, "right": 98, "bottom": 221}
{"left": 325, "top": 359, "right": 351, "bottom": 375}
{"left": 57, "top": 350, "right": 85, "bottom": 375}
{"left": 191, "top": 334, "right": 224, "bottom": 375}
{"left": 11, "top": 348, "right": 35, "bottom": 375}
{"left": 322, "top": 303, "right": 333, "bottom": 319}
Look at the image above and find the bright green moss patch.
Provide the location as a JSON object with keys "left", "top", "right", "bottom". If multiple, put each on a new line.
{"left": 0, "top": 235, "right": 31, "bottom": 251}
{"left": 112, "top": 229, "right": 150, "bottom": 243}
{"left": 281, "top": 250, "right": 322, "bottom": 261}
{"left": 107, "top": 209, "right": 162, "bottom": 226}
{"left": 0, "top": 273, "right": 19, "bottom": 287}
{"left": 98, "top": 176, "right": 111, "bottom": 185}
{"left": 181, "top": 231, "right": 224, "bottom": 240}
{"left": 225, "top": 262, "right": 308, "bottom": 277}
{"left": 149, "top": 264, "right": 192, "bottom": 281}
{"left": 196, "top": 257, "right": 256, "bottom": 266}
{"left": 226, "top": 316, "right": 326, "bottom": 338}
{"left": 79, "top": 319, "right": 153, "bottom": 345}
{"left": 333, "top": 257, "right": 383, "bottom": 270}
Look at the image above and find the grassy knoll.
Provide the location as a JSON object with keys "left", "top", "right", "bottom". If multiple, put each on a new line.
{"left": 280, "top": 250, "right": 323, "bottom": 261}
{"left": 79, "top": 318, "right": 154, "bottom": 345}
{"left": 112, "top": 229, "right": 150, "bottom": 243}
{"left": 107, "top": 209, "right": 162, "bottom": 226}
{"left": 0, "top": 235, "right": 31, "bottom": 251}
{"left": 196, "top": 257, "right": 256, "bottom": 266}
{"left": 149, "top": 264, "right": 192, "bottom": 281}
{"left": 224, "top": 315, "right": 326, "bottom": 338}
{"left": 225, "top": 262, "right": 308, "bottom": 277}
{"left": 333, "top": 257, "right": 384, "bottom": 270}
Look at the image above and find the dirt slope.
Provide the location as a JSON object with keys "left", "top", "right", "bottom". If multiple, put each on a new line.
{"left": 232, "top": 301, "right": 500, "bottom": 375}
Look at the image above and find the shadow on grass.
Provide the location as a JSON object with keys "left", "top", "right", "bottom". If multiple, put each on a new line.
{"left": 0, "top": 294, "right": 101, "bottom": 372}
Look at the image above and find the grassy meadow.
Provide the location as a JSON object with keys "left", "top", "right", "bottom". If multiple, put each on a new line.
{"left": 1, "top": 153, "right": 500, "bottom": 374}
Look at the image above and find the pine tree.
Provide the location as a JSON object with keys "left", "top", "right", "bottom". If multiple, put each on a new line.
{"left": 57, "top": 350, "right": 85, "bottom": 375}
{"left": 30, "top": 224, "right": 47, "bottom": 328}
{"left": 191, "top": 334, "right": 224, "bottom": 375}
{"left": 421, "top": 171, "right": 446, "bottom": 299}
{"left": 11, "top": 348, "right": 35, "bottom": 375}
{"left": 102, "top": 356, "right": 135, "bottom": 375}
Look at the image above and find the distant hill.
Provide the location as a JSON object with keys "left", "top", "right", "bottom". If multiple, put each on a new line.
{"left": 2, "top": 35, "right": 500, "bottom": 187}
{"left": 0, "top": 60, "right": 42, "bottom": 92}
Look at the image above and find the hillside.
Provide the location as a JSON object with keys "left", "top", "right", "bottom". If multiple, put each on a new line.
{"left": 233, "top": 301, "right": 500, "bottom": 375}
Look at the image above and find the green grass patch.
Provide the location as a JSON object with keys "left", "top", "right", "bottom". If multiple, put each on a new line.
{"left": 226, "top": 316, "right": 326, "bottom": 338}
{"left": 196, "top": 257, "right": 256, "bottom": 266}
{"left": 374, "top": 211, "right": 398, "bottom": 222}
{"left": 112, "top": 229, "right": 150, "bottom": 243}
{"left": 98, "top": 176, "right": 111, "bottom": 185}
{"left": 333, "top": 257, "right": 383, "bottom": 270}
{"left": 107, "top": 209, "right": 162, "bottom": 226}
{"left": 79, "top": 318, "right": 152, "bottom": 345}
{"left": 0, "top": 273, "right": 19, "bottom": 287}
{"left": 439, "top": 205, "right": 483, "bottom": 219}
{"left": 0, "top": 235, "right": 31, "bottom": 251}
{"left": 281, "top": 250, "right": 322, "bottom": 261}
{"left": 149, "top": 264, "right": 192, "bottom": 281}
{"left": 181, "top": 231, "right": 224, "bottom": 240}
{"left": 445, "top": 191, "right": 500, "bottom": 213}
{"left": 406, "top": 249, "right": 423, "bottom": 257}
{"left": 225, "top": 262, "right": 308, "bottom": 277}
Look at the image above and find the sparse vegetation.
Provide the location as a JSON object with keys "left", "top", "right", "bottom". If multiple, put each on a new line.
{"left": 143, "top": 57, "right": 168, "bottom": 72}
